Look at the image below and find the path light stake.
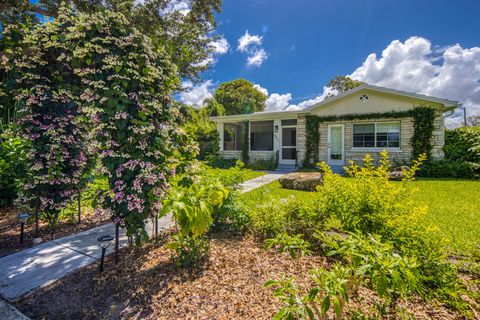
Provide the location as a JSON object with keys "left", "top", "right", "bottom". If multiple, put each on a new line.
{"left": 97, "top": 235, "right": 114, "bottom": 273}
{"left": 17, "top": 213, "right": 30, "bottom": 244}
{"left": 77, "top": 189, "right": 81, "bottom": 224}
{"left": 155, "top": 216, "right": 158, "bottom": 236}
{"left": 34, "top": 196, "right": 40, "bottom": 238}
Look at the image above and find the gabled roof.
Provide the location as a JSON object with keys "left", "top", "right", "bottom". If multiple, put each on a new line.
{"left": 210, "top": 83, "right": 461, "bottom": 122}
{"left": 304, "top": 83, "right": 460, "bottom": 112}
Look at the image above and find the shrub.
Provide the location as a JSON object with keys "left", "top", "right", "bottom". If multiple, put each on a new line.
{"left": 248, "top": 196, "right": 290, "bottom": 238}
{"left": 206, "top": 154, "right": 238, "bottom": 169}
{"left": 264, "top": 233, "right": 312, "bottom": 258}
{"left": 211, "top": 192, "right": 250, "bottom": 233}
{"left": 0, "top": 129, "right": 28, "bottom": 207}
{"left": 206, "top": 160, "right": 249, "bottom": 189}
{"left": 167, "top": 234, "right": 210, "bottom": 268}
{"left": 247, "top": 154, "right": 278, "bottom": 171}
{"left": 316, "top": 151, "right": 426, "bottom": 236}
{"left": 444, "top": 126, "right": 480, "bottom": 163}
{"left": 418, "top": 159, "right": 480, "bottom": 179}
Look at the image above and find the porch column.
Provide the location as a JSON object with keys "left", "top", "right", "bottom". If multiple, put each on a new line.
{"left": 217, "top": 122, "right": 224, "bottom": 151}
{"left": 273, "top": 119, "right": 281, "bottom": 157}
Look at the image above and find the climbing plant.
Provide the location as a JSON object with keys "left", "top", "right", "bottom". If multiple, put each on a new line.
{"left": 241, "top": 120, "right": 250, "bottom": 164}
{"left": 11, "top": 13, "right": 90, "bottom": 233}
{"left": 68, "top": 9, "right": 196, "bottom": 243}
{"left": 303, "top": 106, "right": 437, "bottom": 167}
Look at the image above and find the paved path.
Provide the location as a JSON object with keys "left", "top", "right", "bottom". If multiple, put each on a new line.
{"left": 238, "top": 170, "right": 293, "bottom": 193}
{"left": 0, "top": 169, "right": 291, "bottom": 313}
{"left": 0, "top": 215, "right": 172, "bottom": 302}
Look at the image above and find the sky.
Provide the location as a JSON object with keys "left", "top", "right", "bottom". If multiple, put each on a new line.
{"left": 178, "top": 0, "right": 480, "bottom": 127}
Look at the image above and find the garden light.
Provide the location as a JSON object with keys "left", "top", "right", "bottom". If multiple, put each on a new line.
{"left": 17, "top": 213, "right": 30, "bottom": 244}
{"left": 97, "top": 234, "right": 114, "bottom": 273}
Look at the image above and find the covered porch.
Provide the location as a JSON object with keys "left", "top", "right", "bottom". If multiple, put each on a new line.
{"left": 211, "top": 111, "right": 301, "bottom": 168}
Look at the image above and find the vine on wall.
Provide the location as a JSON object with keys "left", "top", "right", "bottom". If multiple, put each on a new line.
{"left": 303, "top": 106, "right": 437, "bottom": 167}
{"left": 241, "top": 120, "right": 249, "bottom": 164}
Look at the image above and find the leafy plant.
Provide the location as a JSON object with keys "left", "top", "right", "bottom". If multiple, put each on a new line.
{"left": 265, "top": 233, "right": 312, "bottom": 258}
{"left": 330, "top": 233, "right": 422, "bottom": 301}
{"left": 265, "top": 275, "right": 317, "bottom": 320}
{"left": 309, "top": 264, "right": 353, "bottom": 319}
{"left": 211, "top": 191, "right": 250, "bottom": 233}
{"left": 167, "top": 234, "right": 210, "bottom": 268}
{"left": 0, "top": 129, "right": 28, "bottom": 207}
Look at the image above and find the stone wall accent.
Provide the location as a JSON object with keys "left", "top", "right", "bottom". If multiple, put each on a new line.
{"left": 431, "top": 110, "right": 445, "bottom": 159}
{"left": 296, "top": 113, "right": 307, "bottom": 165}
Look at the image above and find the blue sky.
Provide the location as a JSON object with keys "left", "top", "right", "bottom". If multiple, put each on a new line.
{"left": 180, "top": 0, "right": 480, "bottom": 126}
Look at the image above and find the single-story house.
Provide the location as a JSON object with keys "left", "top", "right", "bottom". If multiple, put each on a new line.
{"left": 210, "top": 84, "right": 460, "bottom": 169}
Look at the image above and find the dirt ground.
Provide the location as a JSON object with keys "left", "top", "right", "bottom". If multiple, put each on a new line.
{"left": 0, "top": 205, "right": 109, "bottom": 257}
{"left": 14, "top": 232, "right": 469, "bottom": 320}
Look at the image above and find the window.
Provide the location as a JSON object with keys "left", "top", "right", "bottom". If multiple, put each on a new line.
{"left": 353, "top": 124, "right": 375, "bottom": 148}
{"left": 223, "top": 123, "right": 243, "bottom": 151}
{"left": 250, "top": 121, "right": 273, "bottom": 151}
{"left": 353, "top": 122, "right": 400, "bottom": 149}
{"left": 376, "top": 123, "right": 400, "bottom": 148}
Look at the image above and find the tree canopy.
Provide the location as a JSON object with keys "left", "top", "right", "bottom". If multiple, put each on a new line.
{"left": 0, "top": 0, "right": 222, "bottom": 80}
{"left": 213, "top": 79, "right": 267, "bottom": 115}
{"left": 325, "top": 76, "right": 364, "bottom": 99}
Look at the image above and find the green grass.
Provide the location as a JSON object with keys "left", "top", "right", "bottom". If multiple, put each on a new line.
{"left": 205, "top": 167, "right": 266, "bottom": 183}
{"left": 241, "top": 178, "right": 480, "bottom": 254}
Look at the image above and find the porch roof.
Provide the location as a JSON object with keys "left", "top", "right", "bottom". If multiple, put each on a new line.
{"left": 210, "top": 110, "right": 301, "bottom": 123}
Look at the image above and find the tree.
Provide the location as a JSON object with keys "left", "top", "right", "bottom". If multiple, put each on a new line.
{"left": 324, "top": 76, "right": 364, "bottom": 99}
{"left": 213, "top": 79, "right": 267, "bottom": 115}
{"left": 0, "top": 0, "right": 221, "bottom": 80}
{"left": 467, "top": 115, "right": 480, "bottom": 127}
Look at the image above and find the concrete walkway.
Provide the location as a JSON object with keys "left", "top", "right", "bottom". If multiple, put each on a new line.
{"left": 238, "top": 169, "right": 293, "bottom": 193}
{"left": 0, "top": 215, "right": 172, "bottom": 302}
{"left": 0, "top": 169, "right": 292, "bottom": 316}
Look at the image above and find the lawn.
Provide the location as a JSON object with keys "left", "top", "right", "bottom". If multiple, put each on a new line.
{"left": 205, "top": 167, "right": 266, "bottom": 182}
{"left": 241, "top": 178, "right": 480, "bottom": 255}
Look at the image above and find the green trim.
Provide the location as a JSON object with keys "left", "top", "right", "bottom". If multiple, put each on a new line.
{"left": 303, "top": 106, "right": 436, "bottom": 167}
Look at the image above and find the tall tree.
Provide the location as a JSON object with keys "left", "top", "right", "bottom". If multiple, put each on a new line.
{"left": 0, "top": 0, "right": 222, "bottom": 80}
{"left": 213, "top": 79, "right": 267, "bottom": 115}
{"left": 324, "top": 76, "right": 364, "bottom": 99}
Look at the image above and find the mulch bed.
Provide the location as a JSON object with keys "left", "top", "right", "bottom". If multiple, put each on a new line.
{"left": 0, "top": 205, "right": 110, "bottom": 257}
{"left": 14, "top": 232, "right": 468, "bottom": 320}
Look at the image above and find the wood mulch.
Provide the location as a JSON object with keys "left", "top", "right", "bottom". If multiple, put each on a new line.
{"left": 14, "top": 232, "right": 470, "bottom": 320}
{"left": 0, "top": 205, "right": 110, "bottom": 257}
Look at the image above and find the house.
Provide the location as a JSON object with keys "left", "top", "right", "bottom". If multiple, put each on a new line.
{"left": 210, "top": 84, "right": 460, "bottom": 169}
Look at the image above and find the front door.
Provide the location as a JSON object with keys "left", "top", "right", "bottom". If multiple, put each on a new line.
{"left": 280, "top": 126, "right": 297, "bottom": 165}
{"left": 327, "top": 124, "right": 345, "bottom": 166}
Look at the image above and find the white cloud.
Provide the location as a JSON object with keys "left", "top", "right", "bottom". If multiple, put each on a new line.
{"left": 349, "top": 36, "right": 480, "bottom": 127}
{"left": 246, "top": 49, "right": 268, "bottom": 67}
{"left": 266, "top": 93, "right": 292, "bottom": 111}
{"left": 253, "top": 83, "right": 269, "bottom": 96}
{"left": 237, "top": 31, "right": 263, "bottom": 52}
{"left": 210, "top": 36, "right": 230, "bottom": 55}
{"left": 179, "top": 80, "right": 213, "bottom": 107}
{"left": 237, "top": 30, "right": 268, "bottom": 68}
{"left": 287, "top": 86, "right": 338, "bottom": 110}
{"left": 160, "top": 0, "right": 191, "bottom": 15}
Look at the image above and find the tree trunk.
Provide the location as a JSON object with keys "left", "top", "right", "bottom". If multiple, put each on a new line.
{"left": 34, "top": 196, "right": 40, "bottom": 238}
{"left": 77, "top": 189, "right": 81, "bottom": 224}
{"left": 115, "top": 222, "right": 120, "bottom": 264}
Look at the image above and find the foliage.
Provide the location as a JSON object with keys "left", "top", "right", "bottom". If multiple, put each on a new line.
{"left": 10, "top": 11, "right": 93, "bottom": 225}
{"left": 418, "top": 159, "right": 480, "bottom": 179}
{"left": 0, "top": 128, "right": 29, "bottom": 207}
{"left": 409, "top": 106, "right": 436, "bottom": 159}
{"left": 309, "top": 264, "right": 352, "bottom": 319}
{"left": 248, "top": 196, "right": 291, "bottom": 238}
{"left": 265, "top": 233, "right": 312, "bottom": 258}
{"left": 167, "top": 233, "right": 210, "bottom": 268}
{"left": 324, "top": 76, "right": 363, "bottom": 99}
{"left": 247, "top": 153, "right": 278, "bottom": 171}
{"left": 330, "top": 233, "right": 422, "bottom": 300}
{"left": 206, "top": 154, "right": 238, "bottom": 168}
{"left": 303, "top": 106, "right": 437, "bottom": 167}
{"left": 211, "top": 191, "right": 250, "bottom": 233}
{"left": 444, "top": 126, "right": 480, "bottom": 163}
{"left": 265, "top": 275, "right": 317, "bottom": 320}
{"left": 213, "top": 79, "right": 267, "bottom": 115}
{"left": 181, "top": 104, "right": 219, "bottom": 160}
{"left": 316, "top": 151, "right": 426, "bottom": 236}
{"left": 1, "top": 0, "right": 222, "bottom": 80}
